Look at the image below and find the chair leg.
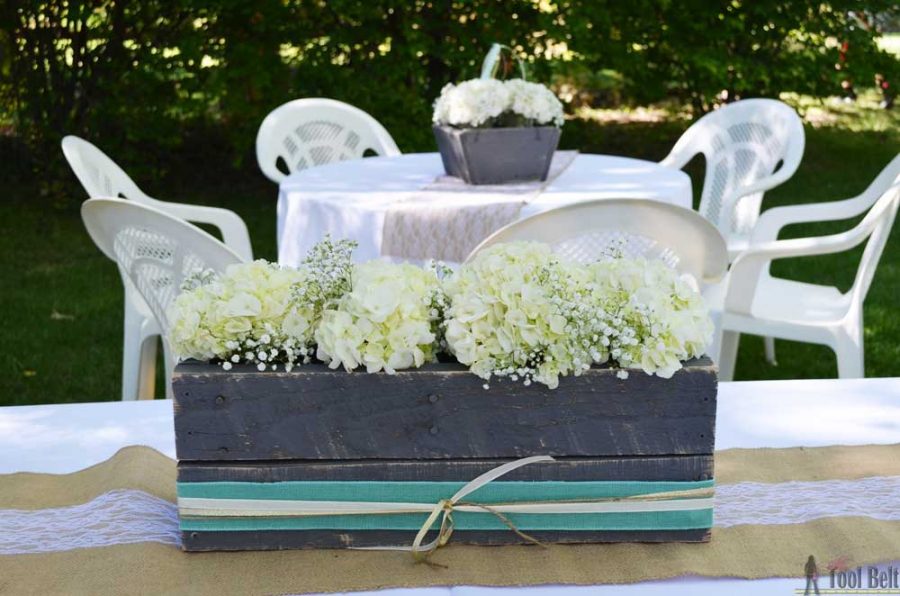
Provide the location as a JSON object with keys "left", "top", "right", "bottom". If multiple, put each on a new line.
{"left": 717, "top": 331, "right": 740, "bottom": 382}
{"left": 163, "top": 348, "right": 175, "bottom": 400}
{"left": 764, "top": 337, "right": 777, "bottom": 366}
{"left": 121, "top": 305, "right": 145, "bottom": 401}
{"left": 137, "top": 336, "right": 158, "bottom": 399}
{"left": 705, "top": 310, "right": 723, "bottom": 364}
{"left": 834, "top": 331, "right": 864, "bottom": 379}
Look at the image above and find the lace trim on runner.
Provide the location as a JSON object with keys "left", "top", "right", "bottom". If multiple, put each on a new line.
{"left": 715, "top": 476, "right": 900, "bottom": 527}
{"left": 0, "top": 489, "right": 180, "bottom": 554}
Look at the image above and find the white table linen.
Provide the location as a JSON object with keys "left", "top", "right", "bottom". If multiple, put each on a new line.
{"left": 277, "top": 153, "right": 693, "bottom": 266}
{"left": 2, "top": 376, "right": 898, "bottom": 596}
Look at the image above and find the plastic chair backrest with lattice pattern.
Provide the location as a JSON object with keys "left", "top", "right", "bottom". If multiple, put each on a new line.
{"left": 64, "top": 136, "right": 253, "bottom": 400}
{"left": 255, "top": 98, "right": 402, "bottom": 183}
{"left": 466, "top": 199, "right": 729, "bottom": 285}
{"left": 62, "top": 135, "right": 149, "bottom": 202}
{"left": 81, "top": 198, "right": 243, "bottom": 349}
{"left": 660, "top": 99, "right": 805, "bottom": 255}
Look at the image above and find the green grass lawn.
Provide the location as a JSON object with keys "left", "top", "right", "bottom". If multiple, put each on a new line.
{"left": 1, "top": 92, "right": 898, "bottom": 405}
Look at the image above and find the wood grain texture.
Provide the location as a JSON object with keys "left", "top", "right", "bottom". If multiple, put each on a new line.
{"left": 173, "top": 358, "right": 717, "bottom": 462}
{"left": 178, "top": 455, "right": 714, "bottom": 483}
{"left": 181, "top": 528, "right": 710, "bottom": 551}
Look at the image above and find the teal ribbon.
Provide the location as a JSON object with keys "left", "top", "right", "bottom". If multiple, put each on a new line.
{"left": 178, "top": 479, "right": 714, "bottom": 532}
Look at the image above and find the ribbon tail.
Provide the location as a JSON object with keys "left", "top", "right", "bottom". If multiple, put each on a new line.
{"left": 412, "top": 499, "right": 453, "bottom": 563}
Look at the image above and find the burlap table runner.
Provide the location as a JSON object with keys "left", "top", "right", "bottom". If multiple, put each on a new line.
{"left": 381, "top": 151, "right": 579, "bottom": 263}
{"left": 3, "top": 444, "right": 900, "bottom": 595}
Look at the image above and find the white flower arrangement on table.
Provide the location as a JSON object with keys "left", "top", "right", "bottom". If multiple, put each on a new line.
{"left": 433, "top": 78, "right": 565, "bottom": 129}
{"left": 169, "top": 239, "right": 712, "bottom": 388}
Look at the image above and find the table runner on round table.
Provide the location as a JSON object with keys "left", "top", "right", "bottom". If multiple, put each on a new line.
{"left": 380, "top": 151, "right": 578, "bottom": 263}
{"left": 3, "top": 443, "right": 900, "bottom": 595}
{"left": 276, "top": 153, "right": 692, "bottom": 266}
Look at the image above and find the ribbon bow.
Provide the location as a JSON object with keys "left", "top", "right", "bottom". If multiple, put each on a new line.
{"left": 409, "top": 455, "right": 553, "bottom": 561}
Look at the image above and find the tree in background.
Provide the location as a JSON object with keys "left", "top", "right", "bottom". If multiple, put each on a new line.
{"left": 1, "top": 0, "right": 897, "bottom": 189}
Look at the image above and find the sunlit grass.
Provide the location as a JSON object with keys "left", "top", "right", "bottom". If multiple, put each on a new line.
{"left": 780, "top": 89, "right": 900, "bottom": 134}
{"left": 878, "top": 33, "right": 900, "bottom": 58}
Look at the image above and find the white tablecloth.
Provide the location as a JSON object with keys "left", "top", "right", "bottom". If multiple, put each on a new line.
{"left": 277, "top": 153, "right": 693, "bottom": 266}
{"left": 3, "top": 377, "right": 898, "bottom": 595}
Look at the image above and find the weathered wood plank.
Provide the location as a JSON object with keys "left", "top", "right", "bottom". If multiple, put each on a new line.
{"left": 178, "top": 455, "right": 714, "bottom": 483}
{"left": 181, "top": 529, "right": 710, "bottom": 551}
{"left": 173, "top": 358, "right": 717, "bottom": 461}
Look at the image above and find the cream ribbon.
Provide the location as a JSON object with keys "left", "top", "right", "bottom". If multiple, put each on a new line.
{"left": 406, "top": 455, "right": 554, "bottom": 560}
{"left": 178, "top": 455, "right": 715, "bottom": 561}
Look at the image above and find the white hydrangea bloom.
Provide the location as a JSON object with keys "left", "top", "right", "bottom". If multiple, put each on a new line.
{"left": 168, "top": 260, "right": 316, "bottom": 366}
{"left": 504, "top": 79, "right": 565, "bottom": 127}
{"left": 584, "top": 258, "right": 714, "bottom": 379}
{"left": 433, "top": 78, "right": 563, "bottom": 128}
{"left": 443, "top": 242, "right": 583, "bottom": 389}
{"left": 432, "top": 79, "right": 510, "bottom": 127}
{"left": 315, "top": 261, "right": 442, "bottom": 374}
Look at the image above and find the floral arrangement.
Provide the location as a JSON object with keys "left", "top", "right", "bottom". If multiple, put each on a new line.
{"left": 169, "top": 237, "right": 355, "bottom": 372}
{"left": 443, "top": 243, "right": 712, "bottom": 388}
{"left": 432, "top": 78, "right": 564, "bottom": 129}
{"left": 315, "top": 261, "right": 444, "bottom": 374}
{"left": 169, "top": 239, "right": 712, "bottom": 388}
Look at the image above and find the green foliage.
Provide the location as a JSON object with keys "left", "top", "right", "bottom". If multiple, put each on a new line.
{"left": 563, "top": 1, "right": 899, "bottom": 112}
{"left": 1, "top": 1, "right": 897, "bottom": 183}
{"left": 0, "top": 0, "right": 560, "bottom": 168}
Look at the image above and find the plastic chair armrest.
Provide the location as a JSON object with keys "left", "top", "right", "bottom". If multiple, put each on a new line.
{"left": 750, "top": 198, "right": 877, "bottom": 243}
{"left": 725, "top": 230, "right": 868, "bottom": 315}
{"left": 659, "top": 147, "right": 695, "bottom": 171}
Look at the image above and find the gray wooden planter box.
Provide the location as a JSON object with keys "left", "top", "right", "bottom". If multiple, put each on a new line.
{"left": 173, "top": 358, "right": 717, "bottom": 551}
{"left": 433, "top": 125, "right": 561, "bottom": 185}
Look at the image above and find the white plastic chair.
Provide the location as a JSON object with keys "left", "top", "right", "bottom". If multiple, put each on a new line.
{"left": 707, "top": 155, "right": 900, "bottom": 380}
{"left": 660, "top": 99, "right": 805, "bottom": 260}
{"left": 62, "top": 136, "right": 252, "bottom": 400}
{"left": 466, "top": 199, "right": 729, "bottom": 286}
{"left": 255, "top": 98, "right": 401, "bottom": 183}
{"left": 81, "top": 198, "right": 243, "bottom": 398}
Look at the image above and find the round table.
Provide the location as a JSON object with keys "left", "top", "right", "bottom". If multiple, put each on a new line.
{"left": 277, "top": 152, "right": 692, "bottom": 266}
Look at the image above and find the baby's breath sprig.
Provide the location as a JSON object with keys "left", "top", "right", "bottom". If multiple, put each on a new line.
{"left": 426, "top": 260, "right": 453, "bottom": 353}
{"left": 218, "top": 324, "right": 315, "bottom": 373}
{"left": 293, "top": 235, "right": 357, "bottom": 314}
